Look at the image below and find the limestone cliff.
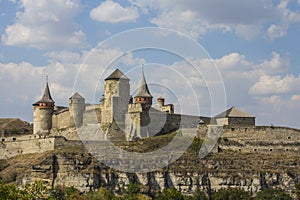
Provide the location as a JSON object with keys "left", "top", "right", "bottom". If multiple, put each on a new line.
{"left": 0, "top": 136, "right": 299, "bottom": 199}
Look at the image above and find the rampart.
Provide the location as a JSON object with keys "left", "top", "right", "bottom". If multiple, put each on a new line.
{"left": 0, "top": 134, "right": 55, "bottom": 159}
{"left": 217, "top": 126, "right": 300, "bottom": 153}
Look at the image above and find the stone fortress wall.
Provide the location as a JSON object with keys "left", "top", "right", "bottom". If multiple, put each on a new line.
{"left": 1, "top": 124, "right": 300, "bottom": 160}
{"left": 0, "top": 134, "right": 55, "bottom": 159}
{"left": 210, "top": 125, "right": 300, "bottom": 153}
{"left": 1, "top": 67, "right": 300, "bottom": 164}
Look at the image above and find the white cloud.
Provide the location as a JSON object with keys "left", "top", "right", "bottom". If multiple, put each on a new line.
{"left": 45, "top": 51, "right": 81, "bottom": 63}
{"left": 267, "top": 0, "right": 300, "bottom": 40}
{"left": 1, "top": 0, "right": 87, "bottom": 50}
{"left": 150, "top": 10, "right": 207, "bottom": 39}
{"left": 255, "top": 52, "right": 289, "bottom": 74}
{"left": 260, "top": 95, "right": 282, "bottom": 112}
{"left": 216, "top": 53, "right": 252, "bottom": 71}
{"left": 130, "top": 0, "right": 300, "bottom": 40}
{"left": 249, "top": 74, "right": 300, "bottom": 95}
{"left": 267, "top": 24, "right": 287, "bottom": 40}
{"left": 90, "top": 0, "right": 139, "bottom": 23}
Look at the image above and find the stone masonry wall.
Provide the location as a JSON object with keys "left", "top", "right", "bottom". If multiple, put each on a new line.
{"left": 0, "top": 135, "right": 55, "bottom": 159}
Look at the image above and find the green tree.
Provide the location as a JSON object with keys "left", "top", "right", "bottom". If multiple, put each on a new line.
{"left": 0, "top": 181, "right": 22, "bottom": 200}
{"left": 182, "top": 189, "right": 208, "bottom": 200}
{"left": 187, "top": 189, "right": 208, "bottom": 200}
{"left": 49, "top": 186, "right": 67, "bottom": 200}
{"left": 254, "top": 188, "right": 292, "bottom": 200}
{"left": 157, "top": 188, "right": 184, "bottom": 200}
{"left": 86, "top": 187, "right": 114, "bottom": 200}
{"left": 20, "top": 181, "right": 54, "bottom": 200}
{"left": 211, "top": 188, "right": 251, "bottom": 200}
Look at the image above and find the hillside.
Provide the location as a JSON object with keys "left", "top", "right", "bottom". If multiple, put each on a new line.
{"left": 0, "top": 118, "right": 32, "bottom": 136}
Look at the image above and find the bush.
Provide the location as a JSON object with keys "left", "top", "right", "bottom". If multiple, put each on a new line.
{"left": 86, "top": 187, "right": 114, "bottom": 200}
{"left": 157, "top": 188, "right": 184, "bottom": 200}
{"left": 254, "top": 188, "right": 293, "bottom": 200}
{"left": 212, "top": 188, "right": 251, "bottom": 200}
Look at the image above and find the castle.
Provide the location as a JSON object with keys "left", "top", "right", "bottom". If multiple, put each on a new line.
{"left": 32, "top": 68, "right": 256, "bottom": 140}
{"left": 2, "top": 68, "right": 300, "bottom": 197}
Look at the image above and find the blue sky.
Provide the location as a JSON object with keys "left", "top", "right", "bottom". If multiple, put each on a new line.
{"left": 0, "top": 0, "right": 300, "bottom": 128}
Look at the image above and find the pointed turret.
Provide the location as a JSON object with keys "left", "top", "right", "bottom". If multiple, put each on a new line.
{"left": 134, "top": 67, "right": 153, "bottom": 107}
{"left": 33, "top": 82, "right": 55, "bottom": 106}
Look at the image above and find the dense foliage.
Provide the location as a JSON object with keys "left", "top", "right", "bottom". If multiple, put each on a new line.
{"left": 0, "top": 181, "right": 294, "bottom": 200}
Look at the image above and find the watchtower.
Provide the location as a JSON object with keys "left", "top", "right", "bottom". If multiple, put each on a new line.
{"left": 126, "top": 68, "right": 154, "bottom": 139}
{"left": 69, "top": 92, "right": 85, "bottom": 127}
{"left": 134, "top": 68, "right": 153, "bottom": 110}
{"left": 32, "top": 79, "right": 55, "bottom": 134}
{"left": 101, "top": 69, "right": 130, "bottom": 128}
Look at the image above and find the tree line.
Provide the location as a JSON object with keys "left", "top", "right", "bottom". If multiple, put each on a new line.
{"left": 0, "top": 180, "right": 296, "bottom": 200}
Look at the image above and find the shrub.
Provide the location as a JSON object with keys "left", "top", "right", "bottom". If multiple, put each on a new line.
{"left": 211, "top": 188, "right": 251, "bottom": 200}
{"left": 254, "top": 188, "right": 292, "bottom": 200}
{"left": 157, "top": 188, "right": 184, "bottom": 200}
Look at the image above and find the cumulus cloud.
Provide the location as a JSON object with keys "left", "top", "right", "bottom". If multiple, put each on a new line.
{"left": 150, "top": 10, "right": 207, "bottom": 39}
{"left": 90, "top": 0, "right": 139, "bottom": 23}
{"left": 1, "top": 0, "right": 87, "bottom": 49}
{"left": 267, "top": 0, "right": 300, "bottom": 40}
{"left": 255, "top": 52, "right": 289, "bottom": 74}
{"left": 130, "top": 0, "right": 300, "bottom": 40}
{"left": 249, "top": 74, "right": 300, "bottom": 95}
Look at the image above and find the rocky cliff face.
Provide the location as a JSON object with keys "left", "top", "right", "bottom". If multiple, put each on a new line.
{"left": 1, "top": 148, "right": 297, "bottom": 199}
{"left": 1, "top": 125, "right": 300, "bottom": 199}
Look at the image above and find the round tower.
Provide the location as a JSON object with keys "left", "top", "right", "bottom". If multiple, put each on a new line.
{"left": 32, "top": 80, "right": 55, "bottom": 134}
{"left": 134, "top": 68, "right": 153, "bottom": 111}
{"left": 69, "top": 92, "right": 85, "bottom": 127}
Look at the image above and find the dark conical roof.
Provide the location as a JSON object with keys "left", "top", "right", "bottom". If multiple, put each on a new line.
{"left": 134, "top": 68, "right": 152, "bottom": 98}
{"left": 33, "top": 82, "right": 55, "bottom": 106}
{"left": 105, "top": 69, "right": 129, "bottom": 81}
{"left": 69, "top": 92, "right": 84, "bottom": 99}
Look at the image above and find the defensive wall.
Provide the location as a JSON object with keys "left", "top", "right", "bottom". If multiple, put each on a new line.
{"left": 1, "top": 124, "right": 300, "bottom": 160}
{"left": 217, "top": 126, "right": 300, "bottom": 153}
{"left": 0, "top": 134, "right": 55, "bottom": 159}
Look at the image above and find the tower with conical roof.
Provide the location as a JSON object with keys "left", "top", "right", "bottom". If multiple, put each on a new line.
{"left": 134, "top": 67, "right": 153, "bottom": 110}
{"left": 32, "top": 78, "right": 55, "bottom": 134}
{"left": 125, "top": 67, "right": 154, "bottom": 139}
{"left": 101, "top": 69, "right": 130, "bottom": 128}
